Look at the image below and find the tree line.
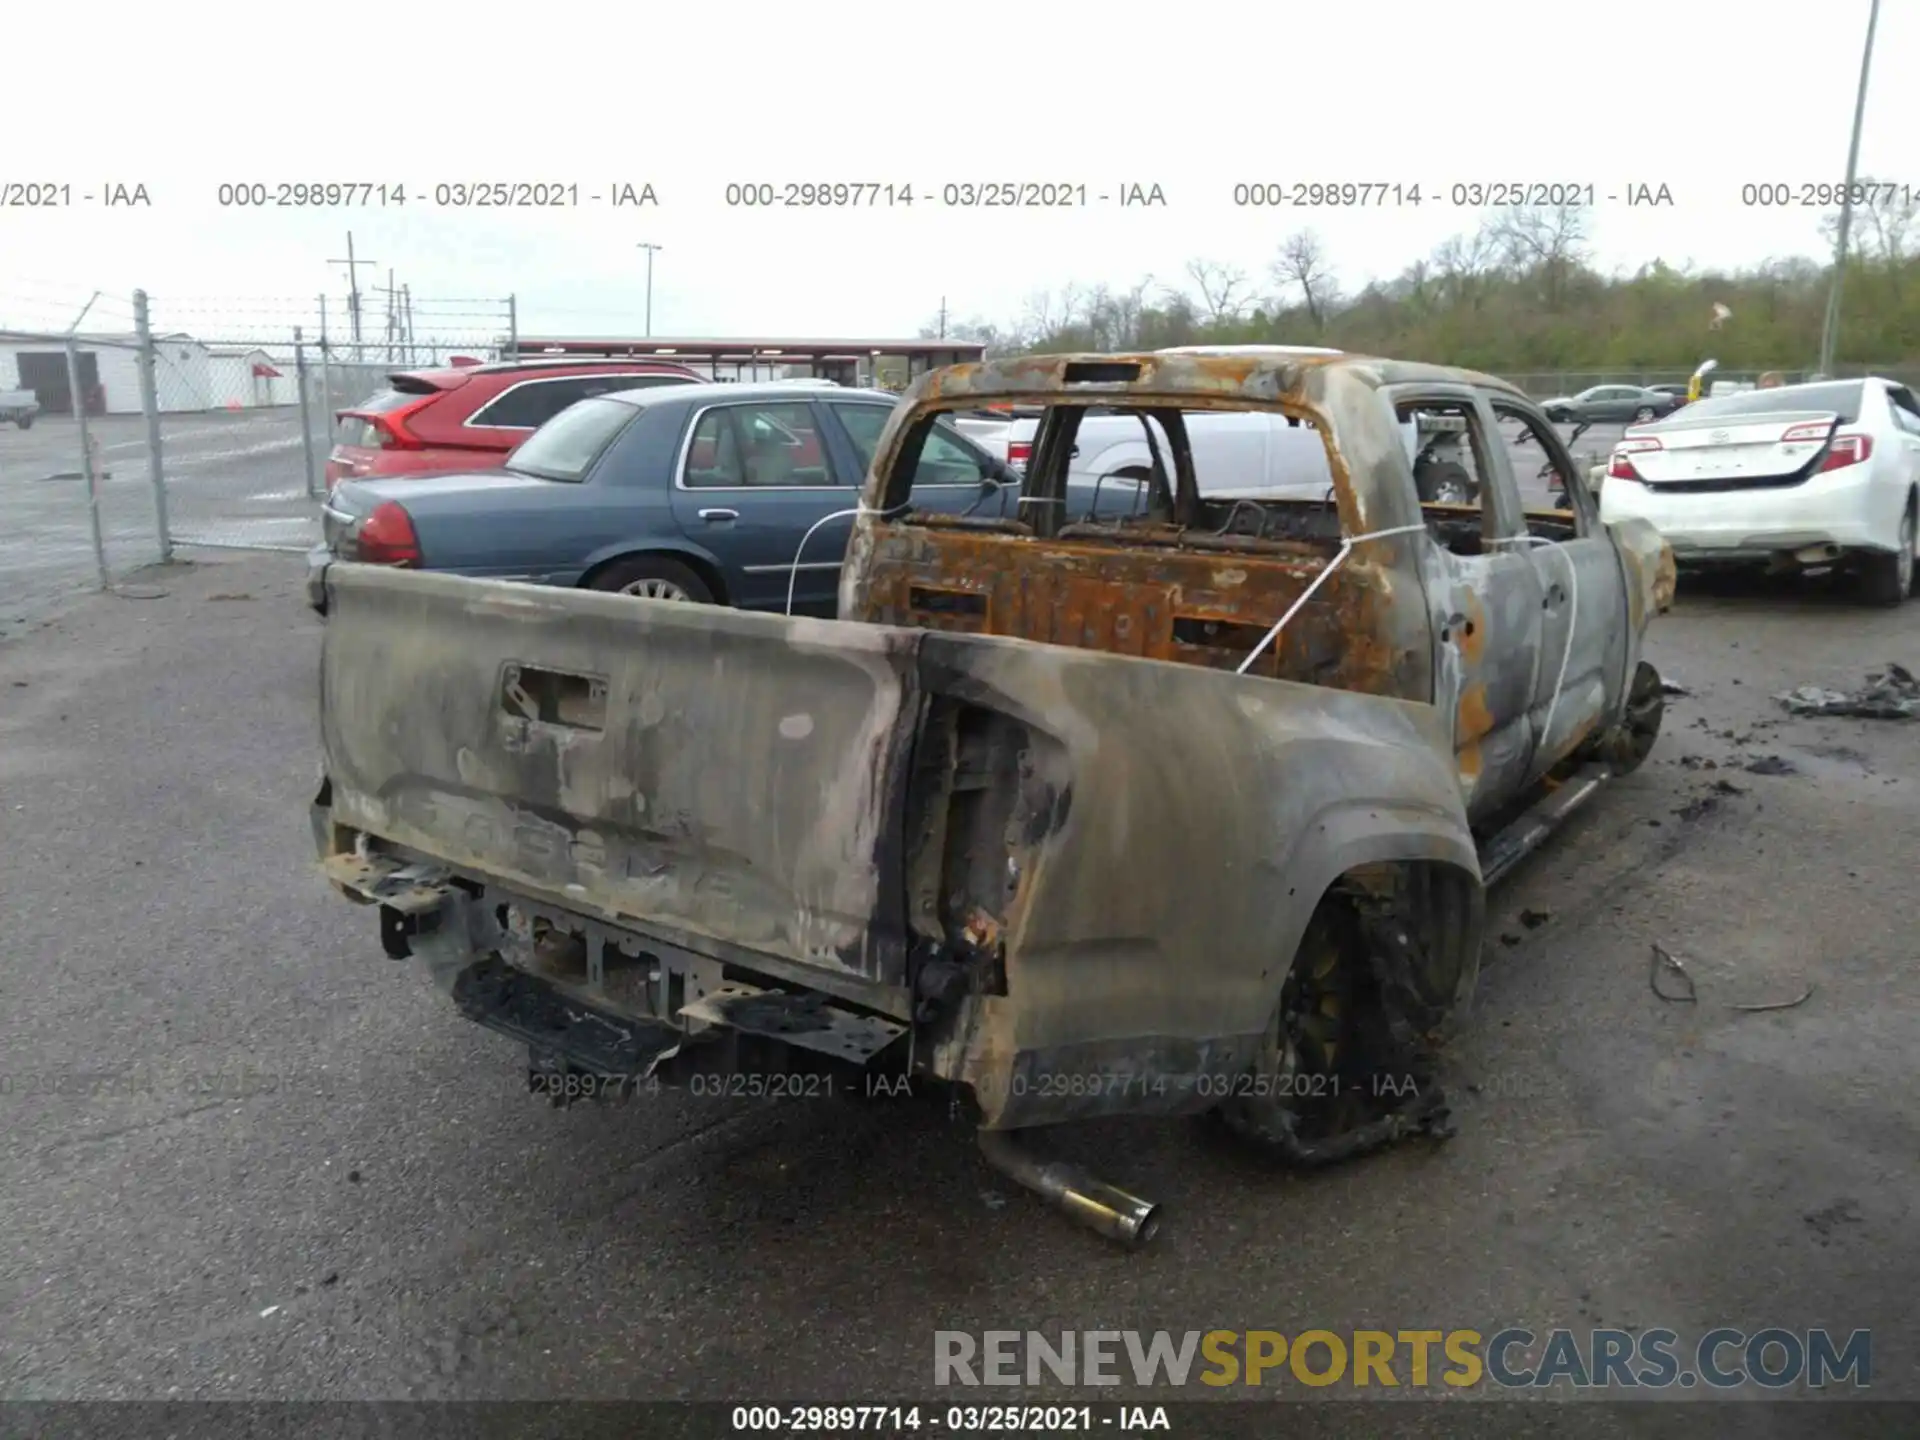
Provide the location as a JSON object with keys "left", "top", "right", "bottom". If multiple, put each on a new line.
{"left": 922, "top": 182, "right": 1920, "bottom": 378}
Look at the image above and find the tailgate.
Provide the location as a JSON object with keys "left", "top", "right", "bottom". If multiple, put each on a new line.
{"left": 318, "top": 563, "right": 924, "bottom": 985}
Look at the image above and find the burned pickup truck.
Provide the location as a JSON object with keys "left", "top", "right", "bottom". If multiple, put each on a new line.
{"left": 310, "top": 349, "right": 1674, "bottom": 1245}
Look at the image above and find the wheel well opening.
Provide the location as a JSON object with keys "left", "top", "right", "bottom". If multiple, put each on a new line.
{"left": 1309, "top": 859, "right": 1483, "bottom": 1030}
{"left": 1219, "top": 859, "right": 1479, "bottom": 1163}
{"left": 582, "top": 550, "right": 727, "bottom": 604}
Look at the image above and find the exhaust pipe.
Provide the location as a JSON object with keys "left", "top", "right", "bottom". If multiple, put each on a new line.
{"left": 977, "top": 1129, "right": 1161, "bottom": 1247}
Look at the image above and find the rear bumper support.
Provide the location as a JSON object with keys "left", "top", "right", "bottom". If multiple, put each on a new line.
{"left": 451, "top": 953, "right": 686, "bottom": 1083}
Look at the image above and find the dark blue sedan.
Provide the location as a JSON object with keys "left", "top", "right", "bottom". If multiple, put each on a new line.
{"left": 308, "top": 381, "right": 1046, "bottom": 618}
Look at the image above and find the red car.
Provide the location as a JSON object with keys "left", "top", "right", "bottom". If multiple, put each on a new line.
{"left": 324, "top": 358, "right": 703, "bottom": 491}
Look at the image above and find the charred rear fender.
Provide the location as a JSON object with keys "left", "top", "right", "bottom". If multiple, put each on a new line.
{"left": 1600, "top": 517, "right": 1674, "bottom": 732}
{"left": 910, "top": 634, "right": 1481, "bottom": 1088}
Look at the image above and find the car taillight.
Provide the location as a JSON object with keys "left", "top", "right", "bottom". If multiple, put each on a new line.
{"left": 1817, "top": 432, "right": 1872, "bottom": 471}
{"left": 1608, "top": 437, "right": 1661, "bottom": 481}
{"left": 346, "top": 396, "right": 436, "bottom": 450}
{"left": 1006, "top": 440, "right": 1033, "bottom": 468}
{"left": 1780, "top": 422, "right": 1832, "bottom": 444}
{"left": 354, "top": 501, "right": 421, "bottom": 565}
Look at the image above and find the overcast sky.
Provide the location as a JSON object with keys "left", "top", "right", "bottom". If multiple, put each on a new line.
{"left": 4, "top": 0, "right": 1912, "bottom": 346}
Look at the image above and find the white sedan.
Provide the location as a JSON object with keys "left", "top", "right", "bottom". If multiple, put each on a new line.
{"left": 1598, "top": 376, "right": 1920, "bottom": 605}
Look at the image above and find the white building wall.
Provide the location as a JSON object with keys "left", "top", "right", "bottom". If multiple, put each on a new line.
{"left": 93, "top": 346, "right": 144, "bottom": 412}
{"left": 0, "top": 340, "right": 144, "bottom": 413}
{"left": 0, "top": 336, "right": 302, "bottom": 412}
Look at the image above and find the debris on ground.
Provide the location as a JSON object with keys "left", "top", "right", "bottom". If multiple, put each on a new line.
{"left": 1659, "top": 679, "right": 1690, "bottom": 697}
{"left": 1775, "top": 663, "right": 1920, "bottom": 720}
{"left": 1649, "top": 945, "right": 1697, "bottom": 1003}
{"left": 1710, "top": 779, "right": 1747, "bottom": 796}
{"left": 1804, "top": 1199, "right": 1864, "bottom": 1244}
{"left": 1743, "top": 755, "right": 1798, "bottom": 776}
{"left": 1648, "top": 942, "right": 1813, "bottom": 1013}
{"left": 1679, "top": 755, "right": 1719, "bottom": 771}
{"left": 1519, "top": 909, "right": 1551, "bottom": 929}
{"left": 1499, "top": 932, "right": 1522, "bottom": 947}
{"left": 1730, "top": 982, "right": 1814, "bottom": 1013}
{"left": 1673, "top": 794, "right": 1720, "bottom": 822}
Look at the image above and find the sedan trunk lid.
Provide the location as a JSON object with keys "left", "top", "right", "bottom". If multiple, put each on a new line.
{"left": 1622, "top": 409, "right": 1841, "bottom": 489}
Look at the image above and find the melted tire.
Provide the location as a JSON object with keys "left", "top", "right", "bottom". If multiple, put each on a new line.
{"left": 1217, "top": 897, "right": 1453, "bottom": 1166}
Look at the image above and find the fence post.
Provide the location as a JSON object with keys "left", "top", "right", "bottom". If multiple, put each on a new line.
{"left": 132, "top": 289, "right": 172, "bottom": 562}
{"left": 318, "top": 293, "right": 334, "bottom": 439}
{"left": 294, "top": 326, "right": 320, "bottom": 499}
{"left": 64, "top": 335, "right": 112, "bottom": 590}
{"left": 507, "top": 294, "right": 518, "bottom": 361}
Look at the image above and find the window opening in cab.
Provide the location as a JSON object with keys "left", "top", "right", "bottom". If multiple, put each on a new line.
{"left": 870, "top": 411, "right": 1023, "bottom": 525}
{"left": 1396, "top": 401, "right": 1499, "bottom": 558}
{"left": 942, "top": 400, "right": 1351, "bottom": 553}
{"left": 1494, "top": 403, "right": 1586, "bottom": 543}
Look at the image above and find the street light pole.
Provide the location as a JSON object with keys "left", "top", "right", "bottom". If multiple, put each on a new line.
{"left": 637, "top": 242, "right": 662, "bottom": 337}
{"left": 1817, "top": 0, "right": 1880, "bottom": 379}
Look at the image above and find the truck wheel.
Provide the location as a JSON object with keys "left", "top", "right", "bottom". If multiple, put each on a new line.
{"left": 586, "top": 555, "right": 714, "bottom": 604}
{"left": 1855, "top": 497, "right": 1915, "bottom": 607}
{"left": 1215, "top": 897, "right": 1450, "bottom": 1166}
{"left": 1598, "top": 659, "right": 1664, "bottom": 774}
{"left": 1416, "top": 461, "right": 1477, "bottom": 506}
{"left": 16, "top": 415, "right": 32, "bottom": 430}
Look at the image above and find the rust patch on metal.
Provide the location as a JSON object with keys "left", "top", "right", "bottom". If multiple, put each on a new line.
{"left": 1652, "top": 545, "right": 1677, "bottom": 613}
{"left": 852, "top": 523, "right": 1419, "bottom": 697}
{"left": 1455, "top": 682, "right": 1494, "bottom": 755}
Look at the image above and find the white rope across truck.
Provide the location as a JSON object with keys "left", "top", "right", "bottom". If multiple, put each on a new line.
{"left": 784, "top": 504, "right": 907, "bottom": 617}
{"left": 1235, "top": 524, "right": 1430, "bottom": 675}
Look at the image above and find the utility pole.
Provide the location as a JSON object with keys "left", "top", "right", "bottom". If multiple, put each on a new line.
{"left": 1818, "top": 0, "right": 1880, "bottom": 379}
{"left": 937, "top": 296, "right": 948, "bottom": 339}
{"left": 637, "top": 242, "right": 662, "bottom": 336}
{"left": 402, "top": 285, "right": 415, "bottom": 365}
{"left": 326, "top": 231, "right": 378, "bottom": 348}
{"left": 383, "top": 267, "right": 398, "bottom": 363}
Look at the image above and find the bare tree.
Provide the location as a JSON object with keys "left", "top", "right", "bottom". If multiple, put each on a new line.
{"left": 1819, "top": 177, "right": 1920, "bottom": 265}
{"left": 1487, "top": 203, "right": 1592, "bottom": 308}
{"left": 1429, "top": 223, "right": 1501, "bottom": 311}
{"left": 1177, "top": 259, "right": 1251, "bottom": 323}
{"left": 1271, "top": 230, "right": 1338, "bottom": 328}
{"left": 1820, "top": 177, "right": 1920, "bottom": 301}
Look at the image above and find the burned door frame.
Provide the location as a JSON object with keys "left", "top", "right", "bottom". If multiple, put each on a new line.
{"left": 1487, "top": 397, "right": 1630, "bottom": 773}
{"left": 1382, "top": 382, "right": 1547, "bottom": 822}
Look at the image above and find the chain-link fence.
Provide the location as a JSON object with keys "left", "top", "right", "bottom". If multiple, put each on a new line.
{"left": 0, "top": 290, "right": 513, "bottom": 630}
{"left": 4, "top": 289, "right": 1917, "bottom": 632}
{"left": 145, "top": 294, "right": 515, "bottom": 554}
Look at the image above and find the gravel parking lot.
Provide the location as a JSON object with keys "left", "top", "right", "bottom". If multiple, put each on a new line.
{"left": 2, "top": 550, "right": 1916, "bottom": 1432}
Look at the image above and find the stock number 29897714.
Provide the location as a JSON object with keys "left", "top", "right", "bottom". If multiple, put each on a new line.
{"left": 217, "top": 183, "right": 409, "bottom": 207}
